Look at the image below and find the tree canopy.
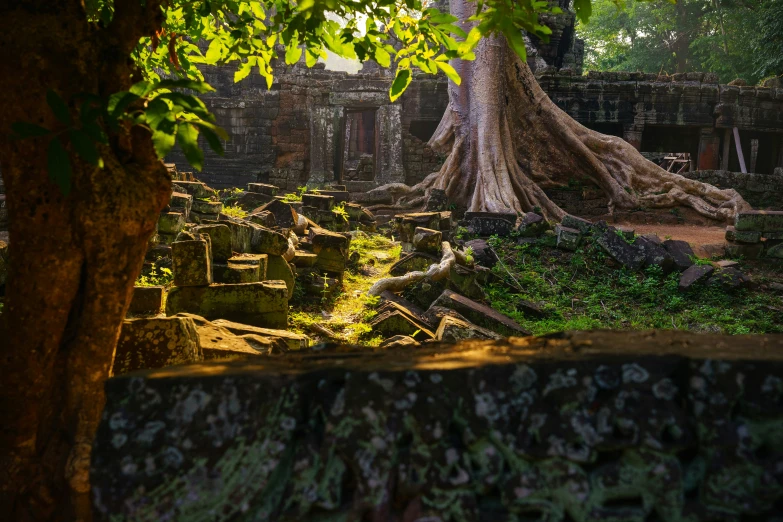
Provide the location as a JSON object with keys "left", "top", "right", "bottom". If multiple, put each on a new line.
{"left": 576, "top": 0, "right": 783, "bottom": 84}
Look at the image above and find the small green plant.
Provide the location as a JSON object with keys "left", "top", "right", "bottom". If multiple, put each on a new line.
{"left": 321, "top": 273, "right": 330, "bottom": 304}
{"left": 454, "top": 226, "right": 470, "bottom": 240}
{"left": 281, "top": 192, "right": 301, "bottom": 203}
{"left": 332, "top": 203, "right": 349, "bottom": 222}
{"left": 464, "top": 246, "right": 475, "bottom": 264}
{"left": 136, "top": 262, "right": 173, "bottom": 287}
{"left": 221, "top": 204, "right": 247, "bottom": 219}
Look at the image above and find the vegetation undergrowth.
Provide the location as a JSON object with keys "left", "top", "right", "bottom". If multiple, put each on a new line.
{"left": 221, "top": 203, "right": 248, "bottom": 219}
{"left": 288, "top": 232, "right": 401, "bottom": 345}
{"left": 485, "top": 235, "right": 782, "bottom": 336}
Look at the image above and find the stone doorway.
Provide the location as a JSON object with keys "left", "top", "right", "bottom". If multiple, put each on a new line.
{"left": 338, "top": 108, "right": 377, "bottom": 184}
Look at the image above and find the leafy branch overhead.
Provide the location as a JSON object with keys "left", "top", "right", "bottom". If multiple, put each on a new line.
{"left": 15, "top": 0, "right": 591, "bottom": 192}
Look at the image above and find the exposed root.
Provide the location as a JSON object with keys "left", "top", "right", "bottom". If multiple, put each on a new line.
{"left": 367, "top": 242, "right": 455, "bottom": 296}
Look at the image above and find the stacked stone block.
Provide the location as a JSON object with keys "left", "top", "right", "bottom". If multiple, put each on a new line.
{"left": 727, "top": 210, "right": 783, "bottom": 259}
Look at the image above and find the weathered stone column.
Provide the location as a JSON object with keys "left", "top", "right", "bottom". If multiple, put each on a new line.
{"left": 696, "top": 128, "right": 721, "bottom": 170}
{"left": 720, "top": 128, "right": 732, "bottom": 170}
{"left": 308, "top": 105, "right": 342, "bottom": 187}
{"left": 376, "top": 104, "right": 405, "bottom": 185}
{"left": 622, "top": 124, "right": 643, "bottom": 150}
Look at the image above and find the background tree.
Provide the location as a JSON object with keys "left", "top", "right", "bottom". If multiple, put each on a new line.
{"left": 577, "top": 0, "right": 783, "bottom": 84}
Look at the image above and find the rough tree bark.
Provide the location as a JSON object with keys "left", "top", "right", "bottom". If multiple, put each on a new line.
{"left": 388, "top": 0, "right": 749, "bottom": 223}
{"left": 0, "top": 2, "right": 170, "bottom": 520}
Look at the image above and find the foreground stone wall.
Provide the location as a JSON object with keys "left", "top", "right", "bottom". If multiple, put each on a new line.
{"left": 92, "top": 330, "right": 783, "bottom": 521}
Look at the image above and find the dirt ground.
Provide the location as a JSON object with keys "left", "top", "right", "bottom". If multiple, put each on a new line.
{"left": 618, "top": 223, "right": 727, "bottom": 246}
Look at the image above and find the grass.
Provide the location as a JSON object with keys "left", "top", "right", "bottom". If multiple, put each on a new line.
{"left": 484, "top": 235, "right": 782, "bottom": 336}
{"left": 221, "top": 204, "right": 248, "bottom": 219}
{"left": 288, "top": 232, "right": 402, "bottom": 345}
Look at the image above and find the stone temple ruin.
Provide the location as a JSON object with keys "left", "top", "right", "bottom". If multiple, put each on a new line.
{"left": 166, "top": 0, "right": 783, "bottom": 218}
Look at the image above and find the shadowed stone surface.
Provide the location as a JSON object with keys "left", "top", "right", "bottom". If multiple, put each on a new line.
{"left": 663, "top": 239, "right": 696, "bottom": 271}
{"left": 93, "top": 330, "right": 783, "bottom": 521}
{"left": 127, "top": 286, "right": 164, "bottom": 316}
{"left": 678, "top": 265, "right": 714, "bottom": 291}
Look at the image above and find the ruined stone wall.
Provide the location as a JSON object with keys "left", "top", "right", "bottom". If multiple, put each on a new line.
{"left": 91, "top": 330, "right": 783, "bottom": 521}
{"left": 683, "top": 169, "right": 783, "bottom": 210}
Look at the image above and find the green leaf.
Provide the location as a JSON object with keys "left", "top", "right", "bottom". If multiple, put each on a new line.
{"left": 195, "top": 122, "right": 225, "bottom": 156}
{"left": 47, "top": 90, "right": 71, "bottom": 125}
{"left": 176, "top": 123, "right": 204, "bottom": 171}
{"left": 573, "top": 0, "right": 592, "bottom": 23}
{"left": 435, "top": 61, "right": 461, "bottom": 85}
{"left": 107, "top": 91, "right": 140, "bottom": 119}
{"left": 68, "top": 129, "right": 103, "bottom": 167}
{"left": 234, "top": 61, "right": 252, "bottom": 82}
{"left": 505, "top": 29, "right": 527, "bottom": 62}
{"left": 390, "top": 69, "right": 411, "bottom": 102}
{"left": 47, "top": 138, "right": 71, "bottom": 195}
{"left": 11, "top": 121, "right": 51, "bottom": 139}
{"left": 205, "top": 39, "right": 223, "bottom": 64}
{"left": 129, "top": 81, "right": 153, "bottom": 97}
{"left": 374, "top": 47, "right": 391, "bottom": 68}
{"left": 457, "top": 26, "right": 482, "bottom": 54}
{"left": 152, "top": 127, "right": 177, "bottom": 159}
{"left": 285, "top": 41, "right": 302, "bottom": 64}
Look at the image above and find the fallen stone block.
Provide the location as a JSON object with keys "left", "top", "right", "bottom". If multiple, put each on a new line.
{"left": 556, "top": 224, "right": 582, "bottom": 251}
{"left": 189, "top": 211, "right": 219, "bottom": 224}
{"left": 662, "top": 239, "right": 696, "bottom": 271}
{"left": 397, "top": 213, "right": 442, "bottom": 242}
{"left": 715, "top": 260, "right": 739, "bottom": 268}
{"left": 311, "top": 229, "right": 350, "bottom": 273}
{"left": 247, "top": 183, "right": 279, "bottom": 196}
{"left": 145, "top": 244, "right": 171, "bottom": 263}
{"left": 596, "top": 228, "right": 646, "bottom": 271}
{"left": 422, "top": 305, "right": 469, "bottom": 329}
{"left": 403, "top": 277, "right": 448, "bottom": 309}
{"left": 436, "top": 315, "right": 502, "bottom": 342}
{"left": 250, "top": 224, "right": 289, "bottom": 256}
{"left": 292, "top": 250, "right": 317, "bottom": 267}
{"left": 635, "top": 236, "right": 674, "bottom": 272}
{"left": 709, "top": 267, "right": 751, "bottom": 290}
{"left": 192, "top": 199, "right": 223, "bottom": 215}
{"left": 192, "top": 224, "right": 232, "bottom": 262}
{"left": 158, "top": 212, "right": 185, "bottom": 235}
{"left": 112, "top": 316, "right": 201, "bottom": 375}
{"left": 302, "top": 194, "right": 335, "bottom": 211}
{"left": 465, "top": 211, "right": 516, "bottom": 237}
{"left": 562, "top": 214, "right": 594, "bottom": 234}
{"left": 679, "top": 265, "right": 715, "bottom": 291}
{"left": 214, "top": 264, "right": 259, "bottom": 284}
{"left": 763, "top": 231, "right": 783, "bottom": 240}
{"left": 318, "top": 190, "right": 350, "bottom": 204}
{"left": 517, "top": 212, "right": 548, "bottom": 237}
{"left": 171, "top": 238, "right": 212, "bottom": 287}
{"left": 413, "top": 227, "right": 442, "bottom": 255}
{"left": 247, "top": 210, "right": 276, "bottom": 228}
{"left": 463, "top": 239, "right": 498, "bottom": 268}
{"left": 172, "top": 181, "right": 215, "bottom": 199}
{"left": 229, "top": 254, "right": 268, "bottom": 280}
{"left": 165, "top": 281, "right": 288, "bottom": 329}
{"left": 431, "top": 289, "right": 533, "bottom": 336}
{"left": 255, "top": 199, "right": 298, "bottom": 228}
{"left": 169, "top": 192, "right": 192, "bottom": 218}
{"left": 235, "top": 191, "right": 274, "bottom": 210}
{"left": 266, "top": 255, "right": 296, "bottom": 299}
{"left": 617, "top": 226, "right": 635, "bottom": 240}
{"left": 725, "top": 226, "right": 737, "bottom": 242}
{"left": 448, "top": 264, "right": 485, "bottom": 301}
{"left": 370, "top": 310, "right": 434, "bottom": 341}
{"left": 209, "top": 318, "right": 310, "bottom": 351}
{"left": 424, "top": 188, "right": 449, "bottom": 211}
{"left": 127, "top": 286, "right": 164, "bottom": 316}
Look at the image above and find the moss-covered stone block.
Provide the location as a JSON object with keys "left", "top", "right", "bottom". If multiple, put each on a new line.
{"left": 169, "top": 192, "right": 192, "bottom": 218}
{"left": 413, "top": 227, "right": 442, "bottom": 255}
{"left": 165, "top": 281, "right": 288, "bottom": 329}
{"left": 171, "top": 239, "right": 212, "bottom": 287}
{"left": 310, "top": 228, "right": 349, "bottom": 273}
{"left": 250, "top": 224, "right": 289, "bottom": 256}
{"left": 247, "top": 183, "right": 279, "bottom": 196}
{"left": 112, "top": 316, "right": 201, "bottom": 375}
{"left": 193, "top": 224, "right": 232, "bottom": 261}
{"left": 127, "top": 286, "right": 164, "bottom": 316}
{"left": 229, "top": 254, "right": 268, "bottom": 280}
{"left": 192, "top": 199, "right": 223, "bottom": 215}
{"left": 158, "top": 212, "right": 185, "bottom": 235}
{"left": 266, "top": 255, "right": 295, "bottom": 298}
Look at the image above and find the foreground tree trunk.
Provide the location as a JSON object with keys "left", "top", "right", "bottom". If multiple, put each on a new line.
{"left": 393, "top": 0, "right": 749, "bottom": 222}
{"left": 0, "top": 2, "right": 170, "bottom": 520}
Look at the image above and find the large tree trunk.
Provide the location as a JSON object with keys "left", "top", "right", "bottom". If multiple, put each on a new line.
{"left": 393, "top": 0, "right": 749, "bottom": 222}
{"left": 0, "top": 2, "right": 170, "bottom": 520}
